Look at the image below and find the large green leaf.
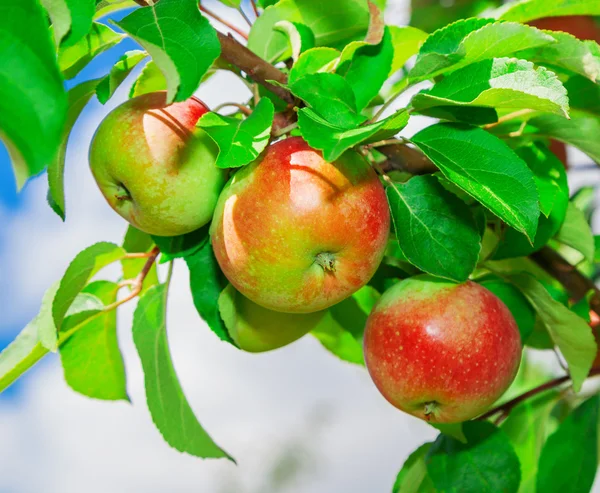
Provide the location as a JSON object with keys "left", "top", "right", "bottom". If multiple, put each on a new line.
{"left": 536, "top": 396, "right": 599, "bottom": 493}
{"left": 501, "top": 392, "right": 559, "bottom": 493}
{"left": 60, "top": 281, "right": 128, "bottom": 401}
{"left": 185, "top": 240, "right": 234, "bottom": 344}
{"left": 565, "top": 75, "right": 600, "bottom": 115}
{"left": 555, "top": 202, "right": 595, "bottom": 264}
{"left": 0, "top": 0, "right": 67, "bottom": 190}
{"left": 288, "top": 47, "right": 340, "bottom": 84}
{"left": 152, "top": 227, "right": 209, "bottom": 262}
{"left": 58, "top": 22, "right": 124, "bottom": 80}
{"left": 525, "top": 112, "right": 600, "bottom": 163}
{"left": 496, "top": 0, "right": 600, "bottom": 22}
{"left": 297, "top": 107, "right": 408, "bottom": 161}
{"left": 52, "top": 242, "right": 126, "bottom": 330}
{"left": 389, "top": 26, "right": 428, "bottom": 76}
{"left": 248, "top": 0, "right": 373, "bottom": 62}
{"left": 411, "top": 58, "right": 569, "bottom": 118}
{"left": 493, "top": 143, "right": 568, "bottom": 259}
{"left": 517, "top": 32, "right": 600, "bottom": 83}
{"left": 132, "top": 284, "right": 232, "bottom": 459}
{"left": 409, "top": 18, "right": 554, "bottom": 81}
{"left": 197, "top": 98, "right": 274, "bottom": 169}
{"left": 115, "top": 0, "right": 220, "bottom": 103}
{"left": 386, "top": 175, "right": 481, "bottom": 282}
{"left": 412, "top": 123, "right": 540, "bottom": 241}
{"left": 43, "top": 0, "right": 95, "bottom": 47}
{"left": 96, "top": 50, "right": 148, "bottom": 104}
{"left": 393, "top": 443, "right": 435, "bottom": 493}
{"left": 288, "top": 73, "right": 367, "bottom": 128}
{"left": 47, "top": 79, "right": 100, "bottom": 221}
{"left": 273, "top": 20, "right": 315, "bottom": 61}
{"left": 336, "top": 27, "right": 394, "bottom": 110}
{"left": 507, "top": 273, "right": 596, "bottom": 392}
{"left": 426, "top": 421, "right": 521, "bottom": 493}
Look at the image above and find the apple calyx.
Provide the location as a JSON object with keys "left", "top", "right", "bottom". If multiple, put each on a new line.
{"left": 114, "top": 183, "right": 132, "bottom": 202}
{"left": 315, "top": 252, "right": 336, "bottom": 273}
{"left": 423, "top": 401, "right": 439, "bottom": 421}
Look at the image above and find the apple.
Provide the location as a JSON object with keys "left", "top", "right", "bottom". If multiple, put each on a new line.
{"left": 219, "top": 284, "right": 326, "bottom": 352}
{"left": 363, "top": 275, "right": 521, "bottom": 423}
{"left": 210, "top": 137, "right": 390, "bottom": 313}
{"left": 530, "top": 16, "right": 600, "bottom": 42}
{"left": 89, "top": 91, "right": 226, "bottom": 237}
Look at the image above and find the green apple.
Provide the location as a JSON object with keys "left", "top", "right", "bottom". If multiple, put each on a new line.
{"left": 89, "top": 91, "right": 226, "bottom": 236}
{"left": 219, "top": 284, "right": 326, "bottom": 352}
{"left": 210, "top": 137, "right": 390, "bottom": 313}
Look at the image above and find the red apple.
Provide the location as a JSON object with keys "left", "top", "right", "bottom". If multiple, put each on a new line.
{"left": 90, "top": 91, "right": 226, "bottom": 236}
{"left": 363, "top": 275, "right": 521, "bottom": 423}
{"left": 530, "top": 16, "right": 600, "bottom": 42}
{"left": 210, "top": 137, "right": 390, "bottom": 313}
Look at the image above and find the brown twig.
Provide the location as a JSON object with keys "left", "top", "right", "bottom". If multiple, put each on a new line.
{"left": 105, "top": 246, "right": 160, "bottom": 311}
{"left": 216, "top": 32, "right": 293, "bottom": 104}
{"left": 199, "top": 4, "right": 249, "bottom": 40}
{"left": 532, "top": 246, "right": 600, "bottom": 314}
{"left": 378, "top": 143, "right": 438, "bottom": 175}
{"left": 213, "top": 102, "right": 252, "bottom": 115}
{"left": 478, "top": 368, "right": 600, "bottom": 422}
{"left": 250, "top": 0, "right": 259, "bottom": 17}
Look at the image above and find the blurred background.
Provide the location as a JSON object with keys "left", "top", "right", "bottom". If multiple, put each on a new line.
{"left": 0, "top": 1, "right": 599, "bottom": 492}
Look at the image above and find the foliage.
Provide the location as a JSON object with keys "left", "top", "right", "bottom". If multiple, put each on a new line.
{"left": 1, "top": 0, "right": 600, "bottom": 489}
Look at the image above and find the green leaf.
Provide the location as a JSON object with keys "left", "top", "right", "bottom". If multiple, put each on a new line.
{"left": 409, "top": 18, "right": 554, "bottom": 82}
{"left": 60, "top": 281, "right": 128, "bottom": 401}
{"left": 386, "top": 175, "right": 481, "bottom": 282}
{"left": 493, "top": 143, "right": 568, "bottom": 259}
{"left": 336, "top": 27, "right": 394, "bottom": 110}
{"left": 288, "top": 73, "right": 367, "bottom": 128}
{"left": 555, "top": 202, "right": 595, "bottom": 263}
{"left": 479, "top": 277, "right": 535, "bottom": 343}
{"left": 115, "top": 0, "right": 220, "bottom": 103}
{"left": 393, "top": 443, "right": 435, "bottom": 493}
{"left": 506, "top": 273, "right": 596, "bottom": 392}
{"left": 122, "top": 226, "right": 158, "bottom": 295}
{"left": 0, "top": 324, "right": 47, "bottom": 394}
{"left": 311, "top": 285, "right": 378, "bottom": 365}
{"left": 95, "top": 0, "right": 138, "bottom": 19}
{"left": 53, "top": 242, "right": 126, "bottom": 330}
{"left": 297, "top": 107, "right": 408, "bottom": 161}
{"left": 501, "top": 391, "right": 560, "bottom": 493}
{"left": 389, "top": 26, "right": 428, "bottom": 76}
{"left": 58, "top": 22, "right": 124, "bottom": 79}
{"left": 197, "top": 98, "right": 274, "bottom": 169}
{"left": 412, "top": 123, "right": 540, "bottom": 241}
{"left": 32, "top": 282, "right": 61, "bottom": 352}
{"left": 132, "top": 284, "right": 232, "bottom": 459}
{"left": 411, "top": 58, "right": 569, "bottom": 118}
{"left": 129, "top": 60, "right": 168, "bottom": 98}
{"left": 96, "top": 50, "right": 147, "bottom": 104}
{"left": 273, "top": 21, "right": 315, "bottom": 61}
{"left": 288, "top": 47, "right": 340, "bottom": 84}
{"left": 496, "top": 0, "right": 600, "bottom": 23}
{"left": 536, "top": 396, "right": 599, "bottom": 493}
{"left": 185, "top": 240, "right": 233, "bottom": 344}
{"left": 430, "top": 423, "right": 467, "bottom": 443}
{"left": 248, "top": 0, "right": 373, "bottom": 63}
{"left": 426, "top": 421, "right": 521, "bottom": 493}
{"left": 0, "top": 0, "right": 67, "bottom": 190}
{"left": 565, "top": 75, "right": 600, "bottom": 115}
{"left": 525, "top": 112, "right": 600, "bottom": 163}
{"left": 47, "top": 79, "right": 100, "bottom": 221}
{"left": 42, "top": 0, "right": 95, "bottom": 47}
{"left": 152, "top": 226, "right": 209, "bottom": 262}
{"left": 517, "top": 31, "right": 600, "bottom": 83}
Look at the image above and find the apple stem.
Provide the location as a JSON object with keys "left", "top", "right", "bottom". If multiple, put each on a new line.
{"left": 424, "top": 402, "right": 438, "bottom": 419}
{"left": 315, "top": 253, "right": 336, "bottom": 273}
